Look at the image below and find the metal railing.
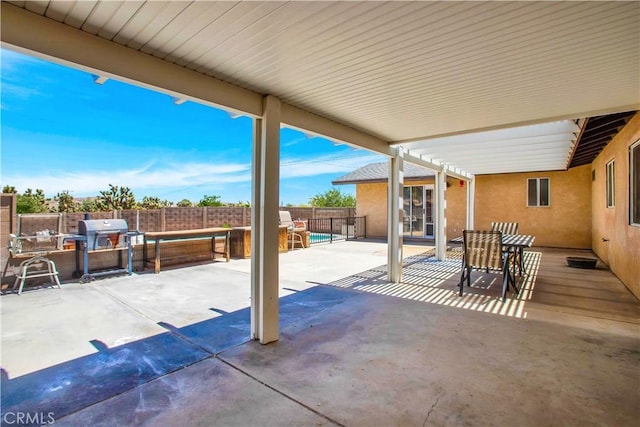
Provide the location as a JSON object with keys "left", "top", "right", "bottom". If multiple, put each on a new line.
{"left": 305, "top": 216, "right": 366, "bottom": 245}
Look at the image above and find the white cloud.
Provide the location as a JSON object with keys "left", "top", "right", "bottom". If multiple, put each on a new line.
{"left": 4, "top": 161, "right": 252, "bottom": 197}
{"left": 4, "top": 152, "right": 382, "bottom": 199}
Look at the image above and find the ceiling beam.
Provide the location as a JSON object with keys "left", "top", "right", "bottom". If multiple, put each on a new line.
{"left": 1, "top": 2, "right": 396, "bottom": 157}
{"left": 0, "top": 3, "right": 263, "bottom": 117}
{"left": 280, "top": 104, "right": 393, "bottom": 157}
{"left": 391, "top": 108, "right": 637, "bottom": 145}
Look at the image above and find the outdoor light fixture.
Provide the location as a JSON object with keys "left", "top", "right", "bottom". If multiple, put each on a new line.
{"left": 92, "top": 75, "right": 108, "bottom": 85}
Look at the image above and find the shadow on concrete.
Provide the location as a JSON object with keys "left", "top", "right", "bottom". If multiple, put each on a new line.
{"left": 0, "top": 285, "right": 360, "bottom": 423}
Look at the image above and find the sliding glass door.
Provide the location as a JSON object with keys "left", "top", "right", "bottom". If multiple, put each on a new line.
{"left": 402, "top": 185, "right": 434, "bottom": 238}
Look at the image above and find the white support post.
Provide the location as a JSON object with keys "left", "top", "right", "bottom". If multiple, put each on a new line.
{"left": 387, "top": 148, "right": 404, "bottom": 283}
{"left": 250, "top": 117, "right": 262, "bottom": 341}
{"left": 466, "top": 177, "right": 475, "bottom": 230}
{"left": 250, "top": 95, "right": 281, "bottom": 344}
{"left": 435, "top": 166, "right": 447, "bottom": 261}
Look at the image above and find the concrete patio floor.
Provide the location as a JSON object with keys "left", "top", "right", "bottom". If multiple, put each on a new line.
{"left": 1, "top": 240, "right": 638, "bottom": 426}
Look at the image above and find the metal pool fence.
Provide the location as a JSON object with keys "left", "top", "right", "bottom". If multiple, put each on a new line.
{"left": 305, "top": 216, "right": 366, "bottom": 245}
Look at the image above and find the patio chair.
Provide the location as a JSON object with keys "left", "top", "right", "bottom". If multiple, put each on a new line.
{"left": 459, "top": 230, "right": 510, "bottom": 301}
{"left": 279, "top": 211, "right": 306, "bottom": 249}
{"left": 491, "top": 221, "right": 526, "bottom": 275}
{"left": 490, "top": 222, "right": 519, "bottom": 235}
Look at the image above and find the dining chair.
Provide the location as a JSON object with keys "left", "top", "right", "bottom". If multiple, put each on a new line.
{"left": 459, "top": 230, "right": 510, "bottom": 301}
{"left": 491, "top": 221, "right": 528, "bottom": 275}
{"left": 490, "top": 222, "right": 519, "bottom": 235}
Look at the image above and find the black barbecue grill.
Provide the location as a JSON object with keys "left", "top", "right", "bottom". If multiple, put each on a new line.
{"left": 71, "top": 219, "right": 134, "bottom": 282}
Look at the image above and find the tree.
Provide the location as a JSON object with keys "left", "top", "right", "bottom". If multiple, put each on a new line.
{"left": 78, "top": 198, "right": 99, "bottom": 212}
{"left": 139, "top": 196, "right": 173, "bottom": 209}
{"left": 2, "top": 185, "right": 17, "bottom": 194}
{"left": 96, "top": 184, "right": 136, "bottom": 211}
{"left": 309, "top": 187, "right": 355, "bottom": 207}
{"left": 16, "top": 188, "right": 48, "bottom": 213}
{"left": 55, "top": 190, "right": 76, "bottom": 212}
{"left": 176, "top": 199, "right": 193, "bottom": 207}
{"left": 198, "top": 195, "right": 224, "bottom": 207}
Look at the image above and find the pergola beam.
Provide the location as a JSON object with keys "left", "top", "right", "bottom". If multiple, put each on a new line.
{"left": 403, "top": 152, "right": 473, "bottom": 181}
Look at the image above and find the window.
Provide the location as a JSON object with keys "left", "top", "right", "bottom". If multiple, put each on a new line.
{"left": 527, "top": 178, "right": 550, "bottom": 207}
{"left": 606, "top": 160, "right": 615, "bottom": 208}
{"left": 631, "top": 140, "right": 640, "bottom": 225}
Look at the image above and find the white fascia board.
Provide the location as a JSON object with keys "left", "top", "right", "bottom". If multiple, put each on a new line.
{"left": 0, "top": 2, "right": 263, "bottom": 117}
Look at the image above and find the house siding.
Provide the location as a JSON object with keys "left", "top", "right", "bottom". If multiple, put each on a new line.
{"left": 591, "top": 112, "right": 640, "bottom": 297}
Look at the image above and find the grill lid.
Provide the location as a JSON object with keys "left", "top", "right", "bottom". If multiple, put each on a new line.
{"left": 78, "top": 219, "right": 128, "bottom": 234}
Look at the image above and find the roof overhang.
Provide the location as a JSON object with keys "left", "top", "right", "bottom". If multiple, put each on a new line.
{"left": 1, "top": 1, "right": 638, "bottom": 176}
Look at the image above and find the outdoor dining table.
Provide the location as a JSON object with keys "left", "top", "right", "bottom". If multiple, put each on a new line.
{"left": 450, "top": 233, "right": 535, "bottom": 295}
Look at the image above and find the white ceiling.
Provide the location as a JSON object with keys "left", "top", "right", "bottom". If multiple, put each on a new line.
{"left": 2, "top": 1, "right": 639, "bottom": 175}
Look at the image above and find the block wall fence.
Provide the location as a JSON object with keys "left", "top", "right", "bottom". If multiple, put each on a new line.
{"left": 0, "top": 204, "right": 356, "bottom": 265}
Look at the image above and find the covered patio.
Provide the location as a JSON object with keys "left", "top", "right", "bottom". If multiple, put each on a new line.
{"left": 2, "top": 0, "right": 638, "bottom": 342}
{"left": 1, "top": 2, "right": 639, "bottom": 425}
{"left": 1, "top": 240, "right": 638, "bottom": 425}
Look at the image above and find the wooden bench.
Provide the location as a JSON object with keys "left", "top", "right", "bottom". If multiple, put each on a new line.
{"left": 142, "top": 228, "right": 231, "bottom": 273}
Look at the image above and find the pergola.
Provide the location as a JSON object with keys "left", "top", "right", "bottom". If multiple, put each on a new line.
{"left": 1, "top": 1, "right": 638, "bottom": 343}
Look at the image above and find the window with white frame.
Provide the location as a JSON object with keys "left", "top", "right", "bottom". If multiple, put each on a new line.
{"left": 527, "top": 178, "right": 550, "bottom": 207}
{"left": 631, "top": 140, "right": 640, "bottom": 225}
{"left": 606, "top": 160, "right": 615, "bottom": 208}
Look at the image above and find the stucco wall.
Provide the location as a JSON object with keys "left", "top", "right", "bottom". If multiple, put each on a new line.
{"left": 357, "top": 183, "right": 389, "bottom": 238}
{"left": 355, "top": 178, "right": 467, "bottom": 239}
{"left": 474, "top": 166, "right": 592, "bottom": 249}
{"left": 591, "top": 112, "right": 640, "bottom": 296}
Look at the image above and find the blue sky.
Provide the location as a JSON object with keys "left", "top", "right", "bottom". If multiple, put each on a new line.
{"left": 0, "top": 48, "right": 383, "bottom": 205}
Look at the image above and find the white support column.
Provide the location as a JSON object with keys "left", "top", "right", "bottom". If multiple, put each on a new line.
{"left": 435, "top": 166, "right": 447, "bottom": 261}
{"left": 387, "top": 148, "right": 404, "bottom": 283}
{"left": 466, "top": 177, "right": 475, "bottom": 230}
{"left": 250, "top": 95, "right": 281, "bottom": 344}
{"left": 250, "top": 117, "right": 262, "bottom": 340}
